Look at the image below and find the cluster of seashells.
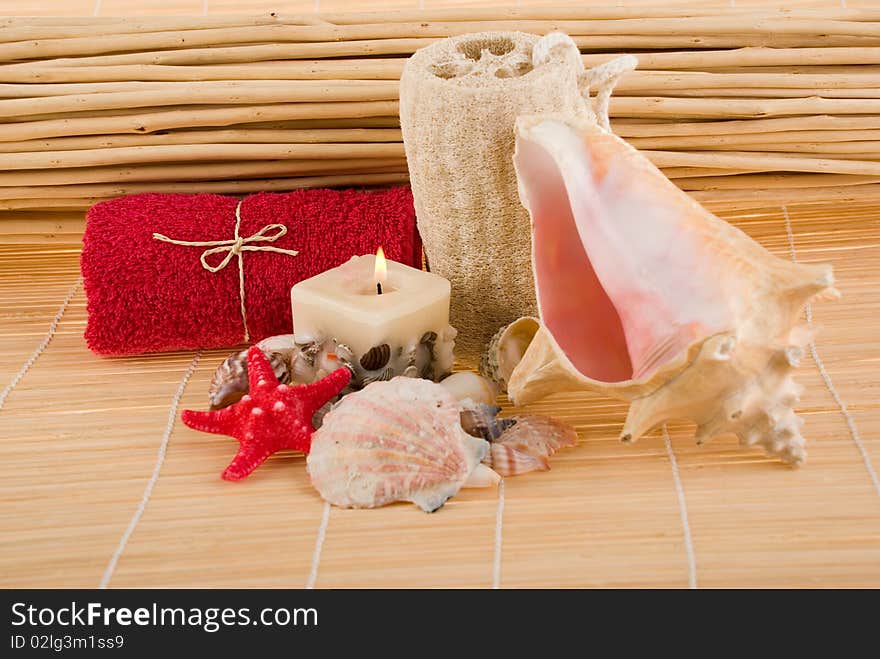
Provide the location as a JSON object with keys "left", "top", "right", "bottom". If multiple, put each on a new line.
{"left": 308, "top": 372, "right": 576, "bottom": 512}
{"left": 208, "top": 325, "right": 456, "bottom": 411}
{"left": 207, "top": 336, "right": 577, "bottom": 511}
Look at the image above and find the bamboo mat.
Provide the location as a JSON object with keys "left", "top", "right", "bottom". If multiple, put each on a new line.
{"left": 1, "top": 199, "right": 878, "bottom": 589}
{"left": 1, "top": 0, "right": 879, "bottom": 589}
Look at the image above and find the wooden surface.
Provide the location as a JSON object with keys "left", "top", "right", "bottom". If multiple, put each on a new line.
{"left": 1, "top": 1, "right": 879, "bottom": 589}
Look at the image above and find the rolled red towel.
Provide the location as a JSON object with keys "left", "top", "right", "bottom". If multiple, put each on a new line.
{"left": 82, "top": 187, "right": 421, "bottom": 356}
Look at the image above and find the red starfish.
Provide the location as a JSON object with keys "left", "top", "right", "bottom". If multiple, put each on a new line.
{"left": 182, "top": 346, "right": 351, "bottom": 481}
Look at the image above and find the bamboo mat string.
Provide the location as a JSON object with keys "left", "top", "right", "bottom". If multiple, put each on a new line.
{"left": 305, "top": 502, "right": 331, "bottom": 589}
{"left": 0, "top": 275, "right": 82, "bottom": 413}
{"left": 663, "top": 425, "right": 697, "bottom": 589}
{"left": 782, "top": 206, "right": 880, "bottom": 498}
{"left": 492, "top": 479, "right": 505, "bottom": 590}
{"left": 99, "top": 351, "right": 202, "bottom": 589}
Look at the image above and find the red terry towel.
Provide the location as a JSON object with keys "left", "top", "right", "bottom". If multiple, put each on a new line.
{"left": 82, "top": 187, "right": 421, "bottom": 356}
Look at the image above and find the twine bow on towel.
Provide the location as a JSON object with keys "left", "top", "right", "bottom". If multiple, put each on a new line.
{"left": 152, "top": 200, "right": 299, "bottom": 343}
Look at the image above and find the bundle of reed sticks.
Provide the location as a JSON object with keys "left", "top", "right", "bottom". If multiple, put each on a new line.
{"left": 2, "top": 6, "right": 880, "bottom": 211}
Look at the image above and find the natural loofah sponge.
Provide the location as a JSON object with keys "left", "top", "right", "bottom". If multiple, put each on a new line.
{"left": 399, "top": 31, "right": 591, "bottom": 364}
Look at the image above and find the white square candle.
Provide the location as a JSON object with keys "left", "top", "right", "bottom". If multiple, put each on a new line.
{"left": 291, "top": 251, "right": 456, "bottom": 387}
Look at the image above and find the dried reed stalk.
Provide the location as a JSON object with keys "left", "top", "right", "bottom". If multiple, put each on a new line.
{"left": 612, "top": 115, "right": 880, "bottom": 137}
{"left": 626, "top": 129, "right": 880, "bottom": 148}
{"left": 0, "top": 101, "right": 399, "bottom": 141}
{"left": 0, "top": 172, "right": 411, "bottom": 207}
{"left": 4, "top": 8, "right": 878, "bottom": 38}
{"left": 0, "top": 61, "right": 406, "bottom": 84}
{"left": 5, "top": 69, "right": 878, "bottom": 93}
{"left": 0, "top": 143, "right": 406, "bottom": 170}
{"left": 0, "top": 128, "right": 403, "bottom": 153}
{"left": 643, "top": 150, "right": 880, "bottom": 175}
{"left": 0, "top": 159, "right": 408, "bottom": 187}
{"left": 1, "top": 19, "right": 877, "bottom": 62}
{"left": 676, "top": 173, "right": 880, "bottom": 190}
{"left": 0, "top": 8, "right": 878, "bottom": 212}
{"left": 610, "top": 97, "right": 880, "bottom": 118}
{"left": 0, "top": 82, "right": 399, "bottom": 119}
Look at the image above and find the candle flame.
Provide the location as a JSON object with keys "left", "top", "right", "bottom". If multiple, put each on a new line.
{"left": 374, "top": 246, "right": 387, "bottom": 285}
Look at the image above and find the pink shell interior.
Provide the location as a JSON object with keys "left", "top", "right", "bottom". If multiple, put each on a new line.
{"left": 515, "top": 119, "right": 731, "bottom": 384}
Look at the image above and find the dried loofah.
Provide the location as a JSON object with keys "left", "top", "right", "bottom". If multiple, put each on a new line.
{"left": 400, "top": 31, "right": 634, "bottom": 363}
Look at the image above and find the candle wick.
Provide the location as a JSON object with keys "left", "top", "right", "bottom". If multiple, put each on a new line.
{"left": 377, "top": 282, "right": 383, "bottom": 295}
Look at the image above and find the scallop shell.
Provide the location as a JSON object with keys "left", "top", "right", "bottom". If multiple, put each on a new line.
{"left": 495, "top": 113, "right": 839, "bottom": 465}
{"left": 307, "top": 377, "right": 492, "bottom": 512}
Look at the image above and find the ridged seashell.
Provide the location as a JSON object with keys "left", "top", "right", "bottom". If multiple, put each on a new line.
{"left": 289, "top": 339, "right": 350, "bottom": 385}
{"left": 291, "top": 349, "right": 319, "bottom": 383}
{"left": 495, "top": 415, "right": 578, "bottom": 459}
{"left": 432, "top": 325, "right": 458, "bottom": 379}
{"left": 208, "top": 334, "right": 295, "bottom": 410}
{"left": 307, "top": 377, "right": 493, "bottom": 512}
{"left": 486, "top": 444, "right": 549, "bottom": 476}
{"left": 440, "top": 371, "right": 498, "bottom": 406}
{"left": 467, "top": 411, "right": 577, "bottom": 476}
{"left": 362, "top": 366, "right": 395, "bottom": 385}
{"left": 459, "top": 403, "right": 515, "bottom": 441}
{"left": 359, "top": 343, "right": 391, "bottom": 371}
{"left": 481, "top": 317, "right": 540, "bottom": 389}
{"left": 496, "top": 113, "right": 839, "bottom": 465}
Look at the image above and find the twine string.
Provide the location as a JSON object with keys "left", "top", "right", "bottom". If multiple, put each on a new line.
{"left": 152, "top": 201, "right": 299, "bottom": 342}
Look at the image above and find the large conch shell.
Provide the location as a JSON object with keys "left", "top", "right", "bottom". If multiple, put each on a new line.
{"left": 492, "top": 113, "right": 838, "bottom": 465}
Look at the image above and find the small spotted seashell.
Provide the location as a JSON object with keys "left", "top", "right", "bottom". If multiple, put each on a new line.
{"left": 459, "top": 403, "right": 516, "bottom": 441}
{"left": 359, "top": 343, "right": 391, "bottom": 371}
{"left": 208, "top": 341, "right": 293, "bottom": 410}
{"left": 363, "top": 366, "right": 395, "bottom": 385}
